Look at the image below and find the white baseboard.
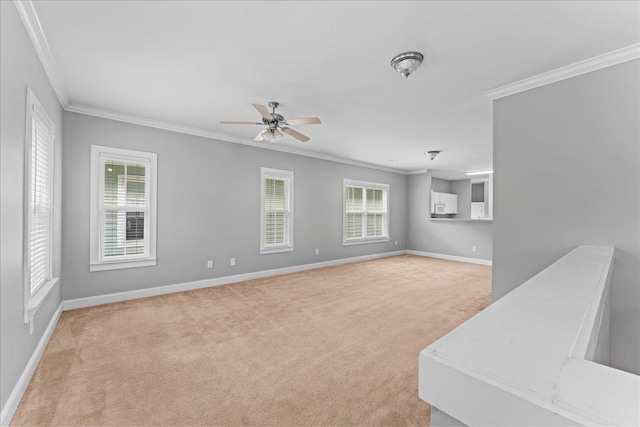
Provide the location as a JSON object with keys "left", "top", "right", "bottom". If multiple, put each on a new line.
{"left": 407, "top": 250, "right": 492, "bottom": 266}
{"left": 0, "top": 303, "right": 63, "bottom": 427}
{"left": 63, "top": 250, "right": 407, "bottom": 310}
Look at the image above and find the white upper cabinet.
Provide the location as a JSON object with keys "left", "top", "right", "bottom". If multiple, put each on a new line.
{"left": 431, "top": 190, "right": 457, "bottom": 214}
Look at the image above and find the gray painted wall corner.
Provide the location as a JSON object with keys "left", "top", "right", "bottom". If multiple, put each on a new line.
{"left": 492, "top": 59, "right": 640, "bottom": 375}
{"left": 0, "top": 1, "right": 64, "bottom": 412}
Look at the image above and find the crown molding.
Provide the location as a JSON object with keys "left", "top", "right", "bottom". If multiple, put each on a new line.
{"left": 406, "top": 169, "right": 428, "bottom": 175}
{"left": 65, "top": 103, "right": 408, "bottom": 175}
{"left": 13, "top": 0, "right": 69, "bottom": 106}
{"left": 485, "top": 43, "right": 640, "bottom": 100}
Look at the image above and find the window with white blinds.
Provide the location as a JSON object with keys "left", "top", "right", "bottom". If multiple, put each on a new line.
{"left": 25, "top": 90, "right": 55, "bottom": 298}
{"left": 101, "top": 159, "right": 149, "bottom": 259}
{"left": 343, "top": 179, "right": 389, "bottom": 245}
{"left": 260, "top": 168, "right": 294, "bottom": 254}
{"left": 90, "top": 146, "right": 157, "bottom": 272}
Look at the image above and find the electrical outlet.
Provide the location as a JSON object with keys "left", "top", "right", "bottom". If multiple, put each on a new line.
{"left": 395, "top": 240, "right": 398, "bottom": 246}
{"left": 207, "top": 260, "right": 213, "bottom": 268}
{"left": 472, "top": 246, "right": 477, "bottom": 253}
{"left": 230, "top": 258, "right": 236, "bottom": 266}
{"left": 315, "top": 249, "right": 319, "bottom": 255}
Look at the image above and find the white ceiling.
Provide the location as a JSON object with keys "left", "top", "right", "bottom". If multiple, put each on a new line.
{"left": 32, "top": 1, "right": 639, "bottom": 173}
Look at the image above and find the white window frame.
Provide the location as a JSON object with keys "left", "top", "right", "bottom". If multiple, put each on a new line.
{"left": 90, "top": 145, "right": 157, "bottom": 271}
{"left": 23, "top": 88, "right": 59, "bottom": 324}
{"left": 260, "top": 167, "right": 294, "bottom": 254}
{"left": 343, "top": 179, "right": 390, "bottom": 246}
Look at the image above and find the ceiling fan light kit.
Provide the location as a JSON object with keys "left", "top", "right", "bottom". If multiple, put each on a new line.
{"left": 262, "top": 128, "right": 283, "bottom": 143}
{"left": 221, "top": 101, "right": 321, "bottom": 143}
{"left": 390, "top": 51, "right": 424, "bottom": 78}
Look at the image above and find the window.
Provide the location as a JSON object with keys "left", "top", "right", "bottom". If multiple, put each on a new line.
{"left": 90, "top": 145, "right": 157, "bottom": 271}
{"left": 24, "top": 88, "right": 58, "bottom": 323}
{"left": 260, "top": 168, "right": 294, "bottom": 254}
{"left": 343, "top": 179, "right": 389, "bottom": 245}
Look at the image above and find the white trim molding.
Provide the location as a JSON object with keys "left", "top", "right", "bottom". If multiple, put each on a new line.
{"left": 89, "top": 145, "right": 158, "bottom": 272}
{"left": 64, "top": 250, "right": 407, "bottom": 310}
{"left": 485, "top": 43, "right": 640, "bottom": 100}
{"left": 65, "top": 104, "right": 407, "bottom": 175}
{"left": 13, "top": 0, "right": 407, "bottom": 176}
{"left": 260, "top": 167, "right": 294, "bottom": 255}
{"left": 12, "top": 1, "right": 69, "bottom": 106}
{"left": 0, "top": 303, "right": 63, "bottom": 427}
{"left": 23, "top": 88, "right": 58, "bottom": 325}
{"left": 343, "top": 179, "right": 390, "bottom": 246}
{"left": 407, "top": 249, "right": 492, "bottom": 266}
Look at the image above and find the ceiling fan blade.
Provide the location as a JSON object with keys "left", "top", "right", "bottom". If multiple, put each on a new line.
{"left": 253, "top": 104, "right": 273, "bottom": 121}
{"left": 220, "top": 121, "right": 263, "bottom": 125}
{"left": 254, "top": 130, "right": 267, "bottom": 141}
{"left": 282, "top": 127, "right": 310, "bottom": 143}
{"left": 284, "top": 117, "right": 321, "bottom": 125}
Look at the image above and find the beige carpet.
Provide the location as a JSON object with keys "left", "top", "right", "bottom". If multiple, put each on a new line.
{"left": 12, "top": 255, "right": 491, "bottom": 426}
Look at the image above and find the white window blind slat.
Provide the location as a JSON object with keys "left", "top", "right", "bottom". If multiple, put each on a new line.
{"left": 264, "top": 177, "right": 287, "bottom": 245}
{"left": 99, "top": 158, "right": 149, "bottom": 260}
{"left": 261, "top": 169, "right": 293, "bottom": 253}
{"left": 27, "top": 99, "right": 54, "bottom": 296}
{"left": 344, "top": 181, "right": 388, "bottom": 242}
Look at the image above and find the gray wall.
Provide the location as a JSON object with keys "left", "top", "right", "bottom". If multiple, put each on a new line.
{"left": 450, "top": 180, "right": 471, "bottom": 220}
{"left": 431, "top": 177, "right": 451, "bottom": 193}
{"left": 0, "top": 2, "right": 63, "bottom": 412}
{"left": 407, "top": 172, "right": 493, "bottom": 261}
{"left": 493, "top": 60, "right": 639, "bottom": 375}
{"left": 431, "top": 406, "right": 467, "bottom": 427}
{"left": 62, "top": 112, "right": 407, "bottom": 300}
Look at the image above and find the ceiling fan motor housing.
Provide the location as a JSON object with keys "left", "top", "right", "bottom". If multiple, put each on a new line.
{"left": 263, "top": 113, "right": 285, "bottom": 127}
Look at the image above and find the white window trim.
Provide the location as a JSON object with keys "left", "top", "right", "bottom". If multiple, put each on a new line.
{"left": 260, "top": 167, "right": 294, "bottom": 255}
{"left": 90, "top": 145, "right": 158, "bottom": 271}
{"left": 343, "top": 179, "right": 390, "bottom": 246}
{"left": 23, "top": 88, "right": 59, "bottom": 324}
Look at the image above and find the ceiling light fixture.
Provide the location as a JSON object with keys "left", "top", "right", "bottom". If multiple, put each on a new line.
{"left": 465, "top": 170, "right": 494, "bottom": 176}
{"left": 425, "top": 150, "right": 440, "bottom": 161}
{"left": 261, "top": 128, "right": 283, "bottom": 143}
{"left": 390, "top": 51, "right": 424, "bottom": 78}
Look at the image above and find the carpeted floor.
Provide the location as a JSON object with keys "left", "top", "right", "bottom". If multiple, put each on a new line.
{"left": 12, "top": 255, "right": 491, "bottom": 426}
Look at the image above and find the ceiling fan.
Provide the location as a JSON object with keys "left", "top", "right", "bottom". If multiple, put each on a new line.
{"left": 221, "top": 102, "right": 321, "bottom": 143}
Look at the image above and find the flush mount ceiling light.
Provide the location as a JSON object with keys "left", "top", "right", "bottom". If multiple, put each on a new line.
{"left": 390, "top": 51, "right": 424, "bottom": 78}
{"left": 465, "top": 170, "right": 494, "bottom": 176}
{"left": 425, "top": 150, "right": 440, "bottom": 161}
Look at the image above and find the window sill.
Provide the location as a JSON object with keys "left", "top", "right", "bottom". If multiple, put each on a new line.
{"left": 260, "top": 246, "right": 294, "bottom": 255}
{"left": 343, "top": 238, "right": 390, "bottom": 246}
{"left": 25, "top": 277, "right": 59, "bottom": 323}
{"left": 90, "top": 258, "right": 157, "bottom": 272}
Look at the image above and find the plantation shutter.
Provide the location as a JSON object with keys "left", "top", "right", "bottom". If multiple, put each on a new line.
{"left": 366, "top": 188, "right": 384, "bottom": 237}
{"left": 100, "top": 158, "right": 149, "bottom": 259}
{"left": 264, "top": 176, "right": 286, "bottom": 245}
{"left": 345, "top": 186, "right": 364, "bottom": 239}
{"left": 28, "top": 106, "right": 55, "bottom": 295}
